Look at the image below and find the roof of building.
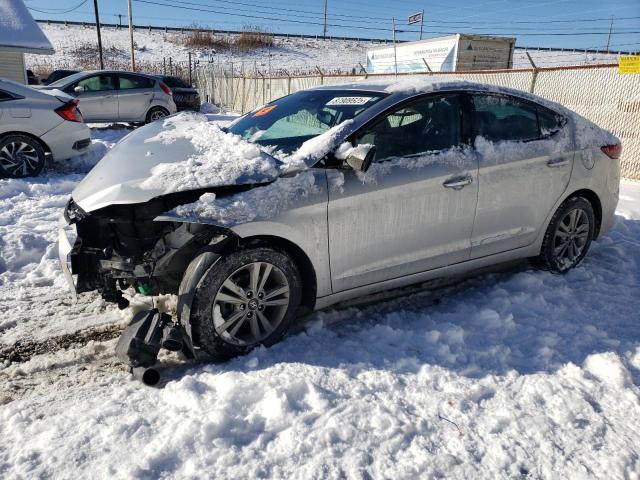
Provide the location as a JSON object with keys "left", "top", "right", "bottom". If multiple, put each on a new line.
{"left": 0, "top": 0, "right": 54, "bottom": 54}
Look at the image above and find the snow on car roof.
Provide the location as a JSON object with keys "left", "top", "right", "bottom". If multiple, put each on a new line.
{"left": 0, "top": 0, "right": 54, "bottom": 54}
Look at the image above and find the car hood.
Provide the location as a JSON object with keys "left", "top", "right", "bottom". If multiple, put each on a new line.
{"left": 72, "top": 115, "right": 282, "bottom": 213}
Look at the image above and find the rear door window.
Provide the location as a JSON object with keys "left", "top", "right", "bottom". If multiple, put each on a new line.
{"left": 0, "top": 90, "right": 14, "bottom": 102}
{"left": 471, "top": 94, "right": 539, "bottom": 142}
{"left": 355, "top": 94, "right": 462, "bottom": 161}
{"left": 118, "top": 74, "right": 155, "bottom": 90}
{"left": 470, "top": 93, "right": 566, "bottom": 142}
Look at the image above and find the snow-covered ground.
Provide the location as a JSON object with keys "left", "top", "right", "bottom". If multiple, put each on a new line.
{"left": 27, "top": 23, "right": 624, "bottom": 77}
{"left": 0, "top": 116, "right": 639, "bottom": 478}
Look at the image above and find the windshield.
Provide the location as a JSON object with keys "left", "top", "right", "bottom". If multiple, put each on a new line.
{"left": 228, "top": 89, "right": 387, "bottom": 154}
{"left": 47, "top": 71, "right": 88, "bottom": 87}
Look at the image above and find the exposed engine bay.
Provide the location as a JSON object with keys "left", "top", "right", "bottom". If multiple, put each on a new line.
{"left": 63, "top": 187, "right": 247, "bottom": 309}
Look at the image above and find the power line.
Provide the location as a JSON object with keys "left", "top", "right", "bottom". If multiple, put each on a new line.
{"left": 27, "top": 0, "right": 88, "bottom": 14}
{"left": 131, "top": 0, "right": 640, "bottom": 37}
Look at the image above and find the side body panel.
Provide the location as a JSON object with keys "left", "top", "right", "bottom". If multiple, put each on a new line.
{"left": 470, "top": 137, "right": 574, "bottom": 258}
{"left": 220, "top": 170, "right": 333, "bottom": 297}
{"left": 327, "top": 151, "right": 479, "bottom": 292}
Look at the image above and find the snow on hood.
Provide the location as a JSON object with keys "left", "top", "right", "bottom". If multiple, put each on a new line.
{"left": 139, "top": 113, "right": 280, "bottom": 193}
{"left": 72, "top": 112, "right": 351, "bottom": 213}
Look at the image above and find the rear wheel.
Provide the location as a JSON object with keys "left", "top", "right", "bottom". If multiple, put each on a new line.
{"left": 536, "top": 196, "right": 595, "bottom": 273}
{"left": 146, "top": 106, "right": 169, "bottom": 123}
{"left": 190, "top": 247, "right": 302, "bottom": 359}
{"left": 0, "top": 135, "right": 46, "bottom": 178}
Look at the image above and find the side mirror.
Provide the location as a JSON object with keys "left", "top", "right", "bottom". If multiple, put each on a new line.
{"left": 345, "top": 144, "right": 376, "bottom": 173}
{"left": 74, "top": 85, "right": 85, "bottom": 94}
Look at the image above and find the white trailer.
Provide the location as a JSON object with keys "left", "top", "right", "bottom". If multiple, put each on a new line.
{"left": 366, "top": 34, "right": 516, "bottom": 74}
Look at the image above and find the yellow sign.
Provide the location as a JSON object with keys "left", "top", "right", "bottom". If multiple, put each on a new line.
{"left": 619, "top": 55, "right": 640, "bottom": 74}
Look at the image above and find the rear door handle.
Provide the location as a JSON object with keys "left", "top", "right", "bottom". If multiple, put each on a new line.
{"left": 443, "top": 175, "right": 473, "bottom": 190}
{"left": 547, "top": 158, "right": 570, "bottom": 168}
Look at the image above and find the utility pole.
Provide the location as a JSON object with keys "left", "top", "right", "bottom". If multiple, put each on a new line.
{"left": 115, "top": 14, "right": 123, "bottom": 28}
{"left": 128, "top": 0, "right": 136, "bottom": 71}
{"left": 93, "top": 0, "right": 104, "bottom": 69}
{"left": 420, "top": 9, "right": 424, "bottom": 40}
{"left": 323, "top": 0, "right": 328, "bottom": 38}
{"left": 392, "top": 17, "right": 398, "bottom": 76}
{"left": 605, "top": 16, "right": 614, "bottom": 52}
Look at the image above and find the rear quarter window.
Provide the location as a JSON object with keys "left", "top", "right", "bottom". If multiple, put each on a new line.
{"left": 0, "top": 90, "right": 14, "bottom": 102}
{"left": 119, "top": 74, "right": 155, "bottom": 90}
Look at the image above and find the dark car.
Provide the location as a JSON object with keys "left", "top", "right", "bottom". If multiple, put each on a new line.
{"left": 155, "top": 75, "right": 200, "bottom": 111}
{"left": 26, "top": 70, "right": 39, "bottom": 85}
{"left": 43, "top": 69, "right": 80, "bottom": 85}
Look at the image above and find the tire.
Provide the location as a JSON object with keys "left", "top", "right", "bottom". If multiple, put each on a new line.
{"left": 145, "top": 106, "right": 169, "bottom": 124}
{"left": 0, "top": 134, "right": 46, "bottom": 178}
{"left": 535, "top": 196, "right": 595, "bottom": 273}
{"left": 190, "top": 247, "right": 302, "bottom": 359}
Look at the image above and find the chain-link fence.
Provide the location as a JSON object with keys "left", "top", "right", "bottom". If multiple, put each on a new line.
{"left": 195, "top": 64, "right": 640, "bottom": 179}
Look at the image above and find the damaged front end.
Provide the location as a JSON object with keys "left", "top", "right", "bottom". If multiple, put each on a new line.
{"left": 59, "top": 189, "right": 239, "bottom": 309}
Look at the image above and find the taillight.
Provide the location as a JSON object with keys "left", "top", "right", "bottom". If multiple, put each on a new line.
{"left": 601, "top": 143, "right": 622, "bottom": 160}
{"left": 55, "top": 99, "right": 84, "bottom": 123}
{"left": 159, "top": 81, "right": 172, "bottom": 96}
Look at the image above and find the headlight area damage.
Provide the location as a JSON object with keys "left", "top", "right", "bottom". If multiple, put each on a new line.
{"left": 64, "top": 186, "right": 257, "bottom": 385}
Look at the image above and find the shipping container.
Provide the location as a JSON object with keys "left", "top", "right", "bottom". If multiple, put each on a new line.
{"left": 366, "top": 34, "right": 516, "bottom": 74}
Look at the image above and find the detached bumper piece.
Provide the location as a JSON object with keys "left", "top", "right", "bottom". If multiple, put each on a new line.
{"left": 115, "top": 309, "right": 185, "bottom": 386}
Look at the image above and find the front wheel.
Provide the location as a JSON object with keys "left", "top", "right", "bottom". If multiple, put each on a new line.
{"left": 190, "top": 247, "right": 302, "bottom": 359}
{"left": 535, "top": 196, "right": 595, "bottom": 273}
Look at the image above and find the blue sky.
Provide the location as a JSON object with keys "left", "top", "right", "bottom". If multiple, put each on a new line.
{"left": 25, "top": 0, "right": 640, "bottom": 50}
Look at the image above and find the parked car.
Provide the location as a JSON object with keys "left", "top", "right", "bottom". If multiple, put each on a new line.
{"left": 0, "top": 78, "right": 90, "bottom": 177}
{"left": 26, "top": 69, "right": 39, "bottom": 85}
{"left": 155, "top": 75, "right": 200, "bottom": 111}
{"left": 39, "top": 70, "right": 177, "bottom": 124}
{"left": 59, "top": 80, "right": 621, "bottom": 361}
{"left": 42, "top": 69, "right": 80, "bottom": 85}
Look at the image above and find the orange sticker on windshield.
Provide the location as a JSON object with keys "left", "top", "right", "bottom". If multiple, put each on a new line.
{"left": 253, "top": 105, "right": 277, "bottom": 117}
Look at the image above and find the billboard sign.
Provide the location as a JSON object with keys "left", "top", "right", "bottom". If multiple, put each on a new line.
{"left": 367, "top": 36, "right": 458, "bottom": 74}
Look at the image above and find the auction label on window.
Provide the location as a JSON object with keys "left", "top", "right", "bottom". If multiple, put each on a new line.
{"left": 326, "top": 96, "right": 373, "bottom": 106}
{"left": 619, "top": 56, "right": 640, "bottom": 74}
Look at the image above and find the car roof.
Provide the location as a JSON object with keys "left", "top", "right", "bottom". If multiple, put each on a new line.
{"left": 307, "top": 77, "right": 556, "bottom": 107}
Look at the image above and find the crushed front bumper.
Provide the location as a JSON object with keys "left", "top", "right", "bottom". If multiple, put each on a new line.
{"left": 58, "top": 214, "right": 77, "bottom": 299}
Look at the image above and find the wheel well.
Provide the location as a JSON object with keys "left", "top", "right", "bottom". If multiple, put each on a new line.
{"left": 240, "top": 235, "right": 318, "bottom": 313}
{"left": 567, "top": 188, "right": 602, "bottom": 237}
{"left": 0, "top": 131, "right": 51, "bottom": 155}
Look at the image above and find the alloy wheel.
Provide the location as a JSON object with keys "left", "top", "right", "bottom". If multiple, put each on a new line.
{"left": 552, "top": 208, "right": 590, "bottom": 269}
{"left": 149, "top": 109, "right": 167, "bottom": 121}
{"left": 212, "top": 262, "right": 290, "bottom": 346}
{"left": 0, "top": 141, "right": 40, "bottom": 177}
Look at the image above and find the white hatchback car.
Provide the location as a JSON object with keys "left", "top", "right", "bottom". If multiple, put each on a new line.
{"left": 0, "top": 78, "right": 90, "bottom": 177}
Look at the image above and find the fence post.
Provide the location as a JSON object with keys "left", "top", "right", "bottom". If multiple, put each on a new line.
{"left": 188, "top": 52, "right": 192, "bottom": 86}
{"left": 283, "top": 70, "right": 291, "bottom": 94}
{"left": 315, "top": 66, "right": 324, "bottom": 85}
{"left": 163, "top": 57, "right": 166, "bottom": 74}
{"left": 169, "top": 57, "right": 173, "bottom": 75}
{"left": 241, "top": 73, "right": 246, "bottom": 114}
{"left": 525, "top": 51, "right": 539, "bottom": 93}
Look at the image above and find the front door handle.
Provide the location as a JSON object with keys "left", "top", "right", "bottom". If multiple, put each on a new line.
{"left": 547, "top": 158, "right": 570, "bottom": 168}
{"left": 443, "top": 175, "right": 473, "bottom": 190}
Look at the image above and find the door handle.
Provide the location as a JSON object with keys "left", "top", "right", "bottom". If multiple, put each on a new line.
{"left": 547, "top": 158, "right": 570, "bottom": 168}
{"left": 443, "top": 175, "right": 473, "bottom": 190}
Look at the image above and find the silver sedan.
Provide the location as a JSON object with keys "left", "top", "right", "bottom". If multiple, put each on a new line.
{"left": 60, "top": 80, "right": 621, "bottom": 361}
{"left": 0, "top": 78, "right": 90, "bottom": 177}
{"left": 39, "top": 70, "right": 177, "bottom": 124}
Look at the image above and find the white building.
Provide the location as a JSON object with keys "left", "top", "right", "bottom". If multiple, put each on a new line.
{"left": 0, "top": 0, "right": 54, "bottom": 83}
